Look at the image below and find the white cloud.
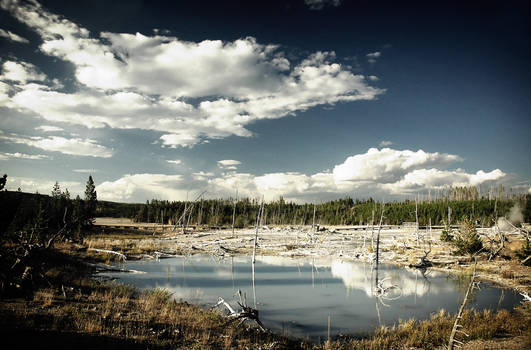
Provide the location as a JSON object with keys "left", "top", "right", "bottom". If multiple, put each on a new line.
{"left": 93, "top": 148, "right": 507, "bottom": 203}
{"left": 73, "top": 169, "right": 98, "bottom": 173}
{"left": 332, "top": 148, "right": 461, "bottom": 183}
{"left": 0, "top": 28, "right": 29, "bottom": 43}
{"left": 366, "top": 52, "right": 381, "bottom": 58}
{"left": 192, "top": 171, "right": 215, "bottom": 181}
{"left": 305, "top": 0, "right": 342, "bottom": 10}
{"left": 0, "top": 0, "right": 383, "bottom": 148}
{"left": 217, "top": 159, "right": 241, "bottom": 170}
{"left": 35, "top": 125, "right": 64, "bottom": 132}
{"left": 368, "top": 75, "right": 379, "bottom": 81}
{"left": 0, "top": 133, "right": 113, "bottom": 158}
{"left": 5, "top": 176, "right": 81, "bottom": 195}
{"left": 97, "top": 174, "right": 185, "bottom": 202}
{"left": 0, "top": 152, "right": 49, "bottom": 160}
{"left": 379, "top": 140, "right": 392, "bottom": 146}
{"left": 366, "top": 52, "right": 381, "bottom": 64}
{"left": 166, "top": 159, "right": 182, "bottom": 165}
{"left": 0, "top": 60, "right": 46, "bottom": 83}
{"left": 383, "top": 168, "right": 505, "bottom": 194}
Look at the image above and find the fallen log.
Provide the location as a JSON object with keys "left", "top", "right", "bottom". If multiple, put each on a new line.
{"left": 88, "top": 248, "right": 126, "bottom": 262}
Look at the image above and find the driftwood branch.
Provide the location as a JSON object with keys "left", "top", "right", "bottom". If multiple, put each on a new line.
{"left": 215, "top": 290, "right": 267, "bottom": 332}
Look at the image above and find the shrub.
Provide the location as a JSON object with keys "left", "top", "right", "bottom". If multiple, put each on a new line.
{"left": 515, "top": 238, "right": 531, "bottom": 266}
{"left": 440, "top": 228, "right": 454, "bottom": 242}
{"left": 453, "top": 219, "right": 483, "bottom": 256}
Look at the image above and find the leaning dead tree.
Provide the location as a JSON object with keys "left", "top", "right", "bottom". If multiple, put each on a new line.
{"left": 171, "top": 190, "right": 206, "bottom": 233}
{"left": 448, "top": 260, "right": 479, "bottom": 350}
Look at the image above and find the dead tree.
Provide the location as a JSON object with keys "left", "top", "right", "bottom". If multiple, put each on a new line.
{"left": 172, "top": 190, "right": 206, "bottom": 233}
{"left": 448, "top": 260, "right": 478, "bottom": 350}
{"left": 231, "top": 190, "right": 238, "bottom": 237}
{"left": 375, "top": 201, "right": 386, "bottom": 287}
{"left": 252, "top": 200, "right": 264, "bottom": 265}
{"left": 312, "top": 204, "right": 316, "bottom": 232}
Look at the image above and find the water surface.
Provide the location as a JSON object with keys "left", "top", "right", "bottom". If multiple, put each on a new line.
{"left": 101, "top": 255, "right": 521, "bottom": 339}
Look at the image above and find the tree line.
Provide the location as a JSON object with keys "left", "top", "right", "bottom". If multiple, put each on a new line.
{"left": 125, "top": 191, "right": 529, "bottom": 228}
{"left": 0, "top": 175, "right": 98, "bottom": 241}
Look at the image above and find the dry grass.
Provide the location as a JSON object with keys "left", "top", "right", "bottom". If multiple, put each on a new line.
{"left": 33, "top": 288, "right": 55, "bottom": 307}
{"left": 2, "top": 239, "right": 530, "bottom": 349}
{"left": 4, "top": 280, "right": 529, "bottom": 350}
{"left": 328, "top": 307, "right": 530, "bottom": 350}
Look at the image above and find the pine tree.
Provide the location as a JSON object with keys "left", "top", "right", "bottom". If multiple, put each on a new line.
{"left": 51, "top": 181, "right": 61, "bottom": 198}
{"left": 84, "top": 175, "right": 97, "bottom": 225}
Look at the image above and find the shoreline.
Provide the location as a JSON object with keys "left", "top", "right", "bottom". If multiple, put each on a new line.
{"left": 1, "top": 226, "right": 530, "bottom": 349}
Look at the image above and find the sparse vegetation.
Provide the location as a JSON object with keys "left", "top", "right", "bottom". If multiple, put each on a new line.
{"left": 515, "top": 238, "right": 531, "bottom": 266}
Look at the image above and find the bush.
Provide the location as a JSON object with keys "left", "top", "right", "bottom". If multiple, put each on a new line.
{"left": 453, "top": 219, "right": 483, "bottom": 255}
{"left": 515, "top": 238, "right": 531, "bottom": 266}
{"left": 440, "top": 228, "right": 454, "bottom": 242}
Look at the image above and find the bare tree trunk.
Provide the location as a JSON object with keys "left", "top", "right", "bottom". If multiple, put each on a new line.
{"left": 375, "top": 202, "right": 386, "bottom": 281}
{"left": 415, "top": 195, "right": 419, "bottom": 245}
{"left": 252, "top": 200, "right": 264, "bottom": 265}
{"left": 312, "top": 204, "right": 316, "bottom": 232}
{"left": 448, "top": 260, "right": 477, "bottom": 350}
{"left": 232, "top": 190, "right": 238, "bottom": 237}
{"left": 371, "top": 206, "right": 375, "bottom": 249}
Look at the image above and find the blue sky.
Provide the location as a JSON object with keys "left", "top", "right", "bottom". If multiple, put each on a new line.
{"left": 0, "top": 0, "right": 529, "bottom": 203}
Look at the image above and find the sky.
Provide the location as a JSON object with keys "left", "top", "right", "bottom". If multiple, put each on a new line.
{"left": 0, "top": 0, "right": 529, "bottom": 203}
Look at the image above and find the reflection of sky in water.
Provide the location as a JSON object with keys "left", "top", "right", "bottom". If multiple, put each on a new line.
{"left": 101, "top": 255, "right": 522, "bottom": 339}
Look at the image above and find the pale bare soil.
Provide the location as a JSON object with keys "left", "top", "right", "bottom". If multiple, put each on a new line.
{"left": 86, "top": 224, "right": 531, "bottom": 296}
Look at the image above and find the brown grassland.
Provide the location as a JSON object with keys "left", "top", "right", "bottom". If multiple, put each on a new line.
{"left": 1, "top": 228, "right": 530, "bottom": 349}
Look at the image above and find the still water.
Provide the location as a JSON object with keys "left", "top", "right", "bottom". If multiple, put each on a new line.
{"left": 101, "top": 255, "right": 522, "bottom": 339}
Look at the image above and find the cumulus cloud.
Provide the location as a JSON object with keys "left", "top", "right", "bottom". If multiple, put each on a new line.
{"left": 5, "top": 176, "right": 81, "bottom": 195}
{"left": 0, "top": 0, "right": 383, "bottom": 148}
{"left": 332, "top": 148, "right": 462, "bottom": 183}
{"left": 305, "top": 0, "right": 342, "bottom": 10}
{"left": 379, "top": 140, "right": 392, "bottom": 146}
{"left": 35, "top": 125, "right": 64, "bottom": 132}
{"left": 0, "top": 28, "right": 29, "bottom": 43}
{"left": 383, "top": 168, "right": 506, "bottom": 194}
{"left": 0, "top": 60, "right": 46, "bottom": 83}
{"left": 0, "top": 152, "right": 49, "bottom": 160}
{"left": 166, "top": 159, "right": 182, "bottom": 165}
{"left": 92, "top": 148, "right": 507, "bottom": 203}
{"left": 0, "top": 133, "right": 113, "bottom": 158}
{"left": 192, "top": 171, "right": 215, "bottom": 181}
{"left": 97, "top": 174, "right": 185, "bottom": 202}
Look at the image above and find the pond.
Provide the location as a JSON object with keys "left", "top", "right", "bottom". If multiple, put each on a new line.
{"left": 100, "top": 255, "right": 522, "bottom": 340}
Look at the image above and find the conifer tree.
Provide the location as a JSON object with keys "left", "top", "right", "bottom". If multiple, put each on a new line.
{"left": 84, "top": 175, "right": 97, "bottom": 224}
